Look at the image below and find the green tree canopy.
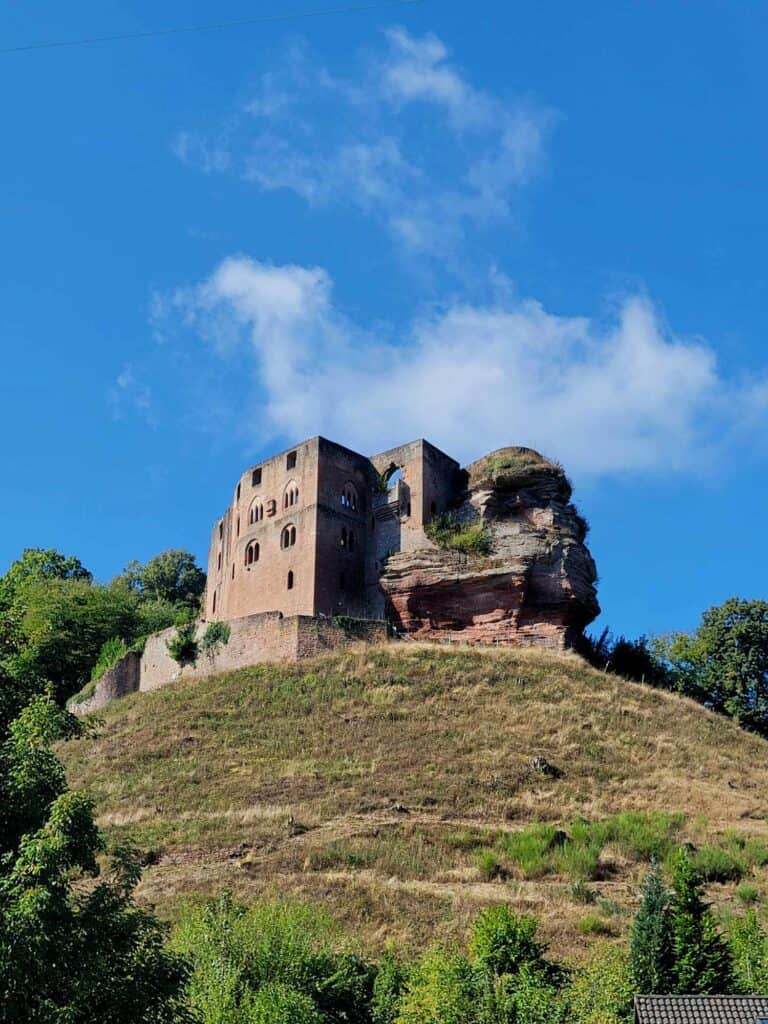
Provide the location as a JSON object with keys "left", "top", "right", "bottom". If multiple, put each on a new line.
{"left": 116, "top": 549, "right": 206, "bottom": 608}
{"left": 7, "top": 578, "right": 141, "bottom": 703}
{"left": 0, "top": 693, "right": 189, "bottom": 1021}
{"left": 656, "top": 598, "right": 768, "bottom": 735}
{"left": 0, "top": 548, "right": 91, "bottom": 610}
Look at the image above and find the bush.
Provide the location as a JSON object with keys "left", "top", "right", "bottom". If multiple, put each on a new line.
{"left": 396, "top": 947, "right": 478, "bottom": 1024}
{"left": 167, "top": 621, "right": 199, "bottom": 667}
{"left": 688, "top": 844, "right": 744, "bottom": 883}
{"left": 568, "top": 946, "right": 633, "bottom": 1024}
{"left": 578, "top": 915, "right": 616, "bottom": 937}
{"left": 553, "top": 840, "right": 603, "bottom": 882}
{"left": 200, "top": 620, "right": 231, "bottom": 655}
{"left": 425, "top": 513, "right": 492, "bottom": 556}
{"left": 498, "top": 824, "right": 560, "bottom": 878}
{"left": 736, "top": 884, "right": 760, "bottom": 905}
{"left": 90, "top": 635, "right": 129, "bottom": 683}
{"left": 476, "top": 850, "right": 504, "bottom": 880}
{"left": 372, "top": 955, "right": 408, "bottom": 1024}
{"left": 469, "top": 907, "right": 554, "bottom": 979}
{"left": 577, "top": 628, "right": 670, "bottom": 687}
{"left": 174, "top": 896, "right": 375, "bottom": 1024}
{"left": 245, "top": 981, "right": 324, "bottom": 1024}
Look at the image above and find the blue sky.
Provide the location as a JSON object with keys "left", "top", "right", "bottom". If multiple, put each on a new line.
{"left": 1, "top": 1, "right": 767, "bottom": 639}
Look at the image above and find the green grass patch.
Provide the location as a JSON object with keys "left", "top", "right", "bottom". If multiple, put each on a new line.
{"left": 425, "top": 513, "right": 492, "bottom": 556}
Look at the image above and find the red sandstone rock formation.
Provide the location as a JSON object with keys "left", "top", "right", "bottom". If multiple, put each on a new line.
{"left": 379, "top": 447, "right": 599, "bottom": 648}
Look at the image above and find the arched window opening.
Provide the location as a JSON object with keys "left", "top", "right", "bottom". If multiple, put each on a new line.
{"left": 340, "top": 527, "right": 347, "bottom": 548}
{"left": 249, "top": 502, "right": 263, "bottom": 526}
{"left": 281, "top": 524, "right": 297, "bottom": 549}
{"left": 386, "top": 467, "right": 404, "bottom": 491}
{"left": 349, "top": 530, "right": 355, "bottom": 552}
{"left": 236, "top": 483, "right": 241, "bottom": 501}
{"left": 283, "top": 481, "right": 299, "bottom": 509}
{"left": 245, "top": 541, "right": 260, "bottom": 566}
{"left": 287, "top": 570, "right": 294, "bottom": 590}
{"left": 340, "top": 483, "right": 358, "bottom": 511}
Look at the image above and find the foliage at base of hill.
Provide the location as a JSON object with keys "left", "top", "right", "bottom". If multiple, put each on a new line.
{"left": 173, "top": 883, "right": 768, "bottom": 1024}
{"left": 0, "top": 690, "right": 189, "bottom": 1021}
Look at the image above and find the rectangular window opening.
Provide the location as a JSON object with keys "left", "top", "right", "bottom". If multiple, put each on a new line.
{"left": 286, "top": 450, "right": 297, "bottom": 470}
{"left": 252, "top": 467, "right": 262, "bottom": 486}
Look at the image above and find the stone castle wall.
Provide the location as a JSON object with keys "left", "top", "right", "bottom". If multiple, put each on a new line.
{"left": 70, "top": 613, "right": 387, "bottom": 715}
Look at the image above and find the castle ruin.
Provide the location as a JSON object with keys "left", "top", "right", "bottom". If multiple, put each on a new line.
{"left": 72, "top": 435, "right": 599, "bottom": 714}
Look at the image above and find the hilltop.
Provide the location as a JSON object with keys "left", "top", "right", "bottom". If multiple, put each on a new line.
{"left": 60, "top": 644, "right": 768, "bottom": 960}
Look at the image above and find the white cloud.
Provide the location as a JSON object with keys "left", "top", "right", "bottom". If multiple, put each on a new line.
{"left": 172, "top": 28, "right": 551, "bottom": 254}
{"left": 160, "top": 255, "right": 766, "bottom": 476}
{"left": 109, "top": 365, "right": 153, "bottom": 423}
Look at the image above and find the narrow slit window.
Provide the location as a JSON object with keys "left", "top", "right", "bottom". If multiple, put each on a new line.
{"left": 287, "top": 570, "right": 294, "bottom": 590}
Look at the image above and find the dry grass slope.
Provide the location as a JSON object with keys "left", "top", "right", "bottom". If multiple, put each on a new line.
{"left": 60, "top": 643, "right": 768, "bottom": 960}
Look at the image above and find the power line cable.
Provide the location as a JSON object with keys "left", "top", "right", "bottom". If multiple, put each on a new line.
{"left": 1, "top": 0, "right": 423, "bottom": 55}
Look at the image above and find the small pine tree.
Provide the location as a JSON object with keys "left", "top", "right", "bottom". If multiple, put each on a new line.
{"left": 670, "top": 850, "right": 733, "bottom": 994}
{"left": 630, "top": 861, "right": 674, "bottom": 994}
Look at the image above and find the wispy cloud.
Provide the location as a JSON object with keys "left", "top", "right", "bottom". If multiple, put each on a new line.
{"left": 171, "top": 29, "right": 552, "bottom": 255}
{"left": 157, "top": 255, "right": 768, "bottom": 475}
{"left": 109, "top": 365, "right": 154, "bottom": 424}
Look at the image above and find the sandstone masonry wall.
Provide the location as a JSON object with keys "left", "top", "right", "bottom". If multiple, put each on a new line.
{"left": 69, "top": 651, "right": 141, "bottom": 716}
{"left": 71, "top": 612, "right": 387, "bottom": 715}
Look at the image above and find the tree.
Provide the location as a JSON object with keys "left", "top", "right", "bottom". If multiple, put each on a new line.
{"left": 630, "top": 861, "right": 674, "bottom": 994}
{"left": 0, "top": 548, "right": 91, "bottom": 610}
{"left": 469, "top": 906, "right": 559, "bottom": 983}
{"left": 577, "top": 629, "right": 669, "bottom": 687}
{"left": 8, "top": 578, "right": 141, "bottom": 703}
{"left": 116, "top": 549, "right": 206, "bottom": 608}
{"left": 730, "top": 910, "right": 768, "bottom": 994}
{"left": 0, "top": 693, "right": 190, "bottom": 1021}
{"left": 656, "top": 598, "right": 768, "bottom": 735}
{"left": 669, "top": 850, "right": 733, "bottom": 994}
{"left": 568, "top": 945, "right": 633, "bottom": 1024}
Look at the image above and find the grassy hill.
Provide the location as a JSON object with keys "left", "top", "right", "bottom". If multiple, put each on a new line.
{"left": 60, "top": 643, "right": 768, "bottom": 960}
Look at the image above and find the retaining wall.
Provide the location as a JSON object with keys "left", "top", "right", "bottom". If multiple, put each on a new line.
{"left": 70, "top": 613, "right": 387, "bottom": 715}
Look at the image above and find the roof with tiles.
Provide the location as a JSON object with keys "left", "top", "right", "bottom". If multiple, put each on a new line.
{"left": 635, "top": 996, "right": 768, "bottom": 1024}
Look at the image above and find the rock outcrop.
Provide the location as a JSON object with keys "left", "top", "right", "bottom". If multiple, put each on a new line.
{"left": 379, "top": 447, "right": 599, "bottom": 649}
